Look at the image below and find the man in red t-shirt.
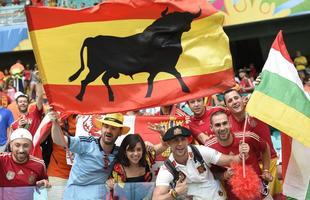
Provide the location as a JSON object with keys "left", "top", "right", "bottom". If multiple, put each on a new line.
{"left": 222, "top": 89, "right": 277, "bottom": 159}
{"left": 205, "top": 110, "right": 273, "bottom": 199}
{"left": 10, "top": 81, "right": 44, "bottom": 136}
{"left": 187, "top": 97, "right": 224, "bottom": 144}
{"left": 0, "top": 128, "right": 49, "bottom": 187}
{"left": 223, "top": 88, "right": 281, "bottom": 197}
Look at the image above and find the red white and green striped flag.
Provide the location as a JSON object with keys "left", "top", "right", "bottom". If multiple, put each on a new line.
{"left": 246, "top": 31, "right": 310, "bottom": 199}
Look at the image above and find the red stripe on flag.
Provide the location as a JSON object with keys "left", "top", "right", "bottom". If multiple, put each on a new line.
{"left": 45, "top": 69, "right": 234, "bottom": 114}
{"left": 32, "top": 113, "right": 69, "bottom": 158}
{"left": 281, "top": 131, "right": 292, "bottom": 181}
{"left": 26, "top": 0, "right": 217, "bottom": 31}
{"left": 271, "top": 30, "right": 293, "bottom": 64}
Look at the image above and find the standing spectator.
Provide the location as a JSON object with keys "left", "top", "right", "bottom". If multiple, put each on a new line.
{"left": 152, "top": 125, "right": 249, "bottom": 200}
{"left": 7, "top": 91, "right": 21, "bottom": 121}
{"left": 10, "top": 80, "right": 44, "bottom": 137}
{"left": 303, "top": 74, "right": 310, "bottom": 95}
{"left": 294, "top": 50, "right": 308, "bottom": 71}
{"left": 49, "top": 112, "right": 130, "bottom": 200}
{"left": 248, "top": 63, "right": 258, "bottom": 81}
{"left": 223, "top": 88, "right": 281, "bottom": 197}
{"left": 187, "top": 97, "right": 223, "bottom": 144}
{"left": 106, "top": 134, "right": 167, "bottom": 199}
{"left": 29, "top": 65, "right": 40, "bottom": 101}
{"left": 0, "top": 128, "right": 49, "bottom": 187}
{"left": 23, "top": 64, "right": 32, "bottom": 96}
{"left": 205, "top": 110, "right": 273, "bottom": 199}
{"left": 10, "top": 62, "right": 24, "bottom": 93}
{"left": 238, "top": 68, "right": 254, "bottom": 93}
{"left": 0, "top": 87, "right": 11, "bottom": 108}
{"left": 0, "top": 106, "right": 14, "bottom": 152}
{"left": 47, "top": 114, "right": 76, "bottom": 200}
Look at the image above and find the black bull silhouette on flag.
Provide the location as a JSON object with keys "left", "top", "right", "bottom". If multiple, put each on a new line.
{"left": 69, "top": 8, "right": 201, "bottom": 101}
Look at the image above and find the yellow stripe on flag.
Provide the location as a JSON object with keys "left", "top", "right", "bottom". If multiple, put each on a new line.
{"left": 247, "top": 91, "right": 310, "bottom": 147}
{"left": 30, "top": 12, "right": 231, "bottom": 85}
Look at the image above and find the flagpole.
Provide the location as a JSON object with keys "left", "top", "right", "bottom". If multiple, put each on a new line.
{"left": 242, "top": 113, "right": 248, "bottom": 178}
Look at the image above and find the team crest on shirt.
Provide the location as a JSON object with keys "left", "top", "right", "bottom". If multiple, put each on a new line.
{"left": 28, "top": 172, "right": 36, "bottom": 184}
{"left": 6, "top": 171, "right": 15, "bottom": 180}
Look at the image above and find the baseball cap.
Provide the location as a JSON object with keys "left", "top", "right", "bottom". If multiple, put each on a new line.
{"left": 10, "top": 128, "right": 33, "bottom": 142}
{"left": 14, "top": 92, "right": 28, "bottom": 101}
{"left": 162, "top": 125, "right": 191, "bottom": 142}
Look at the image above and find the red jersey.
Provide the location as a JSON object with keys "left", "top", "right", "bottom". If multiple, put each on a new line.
{"left": 239, "top": 78, "right": 253, "bottom": 93}
{"left": 0, "top": 152, "right": 47, "bottom": 187}
{"left": 228, "top": 114, "right": 277, "bottom": 158}
{"left": 11, "top": 106, "right": 43, "bottom": 136}
{"left": 189, "top": 107, "right": 223, "bottom": 139}
{"left": 205, "top": 132, "right": 267, "bottom": 200}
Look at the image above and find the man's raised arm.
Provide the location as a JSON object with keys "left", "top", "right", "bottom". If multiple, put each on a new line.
{"left": 48, "top": 111, "right": 68, "bottom": 148}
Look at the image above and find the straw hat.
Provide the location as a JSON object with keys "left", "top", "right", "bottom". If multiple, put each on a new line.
{"left": 94, "top": 113, "right": 130, "bottom": 134}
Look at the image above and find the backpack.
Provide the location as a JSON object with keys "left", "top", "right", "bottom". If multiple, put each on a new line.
{"left": 164, "top": 144, "right": 207, "bottom": 189}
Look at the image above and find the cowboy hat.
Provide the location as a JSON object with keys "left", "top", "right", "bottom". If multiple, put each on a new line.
{"left": 94, "top": 113, "right": 130, "bottom": 134}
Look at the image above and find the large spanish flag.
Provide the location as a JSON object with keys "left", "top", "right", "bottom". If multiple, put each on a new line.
{"left": 26, "top": 0, "right": 234, "bottom": 114}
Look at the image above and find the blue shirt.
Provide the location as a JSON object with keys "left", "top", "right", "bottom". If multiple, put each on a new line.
{"left": 63, "top": 136, "right": 118, "bottom": 200}
{"left": 0, "top": 107, "right": 14, "bottom": 145}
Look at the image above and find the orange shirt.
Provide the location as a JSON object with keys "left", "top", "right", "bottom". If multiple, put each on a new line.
{"left": 7, "top": 101, "right": 19, "bottom": 120}
{"left": 47, "top": 115, "right": 76, "bottom": 179}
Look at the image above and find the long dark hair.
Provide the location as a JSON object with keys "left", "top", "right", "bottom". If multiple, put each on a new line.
{"left": 117, "top": 134, "right": 147, "bottom": 167}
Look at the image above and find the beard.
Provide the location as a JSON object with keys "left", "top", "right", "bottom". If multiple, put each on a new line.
{"left": 14, "top": 153, "right": 29, "bottom": 163}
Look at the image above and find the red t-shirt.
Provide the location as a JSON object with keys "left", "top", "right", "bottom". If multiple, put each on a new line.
{"left": 11, "top": 106, "right": 43, "bottom": 136}
{"left": 189, "top": 107, "right": 223, "bottom": 139}
{"left": 0, "top": 152, "right": 47, "bottom": 187}
{"left": 228, "top": 114, "right": 277, "bottom": 158}
{"left": 205, "top": 132, "right": 267, "bottom": 200}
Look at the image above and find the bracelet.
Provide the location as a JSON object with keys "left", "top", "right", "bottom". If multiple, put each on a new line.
{"left": 263, "top": 169, "right": 269, "bottom": 173}
{"left": 169, "top": 188, "right": 177, "bottom": 199}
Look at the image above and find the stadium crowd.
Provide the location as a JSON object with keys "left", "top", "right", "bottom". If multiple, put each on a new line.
{"left": 0, "top": 56, "right": 308, "bottom": 200}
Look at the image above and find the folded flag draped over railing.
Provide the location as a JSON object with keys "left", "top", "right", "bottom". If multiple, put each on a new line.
{"left": 25, "top": 0, "right": 234, "bottom": 114}
{"left": 246, "top": 31, "right": 310, "bottom": 200}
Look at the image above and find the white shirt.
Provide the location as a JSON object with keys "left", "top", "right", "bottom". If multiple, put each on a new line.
{"left": 156, "top": 145, "right": 226, "bottom": 200}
